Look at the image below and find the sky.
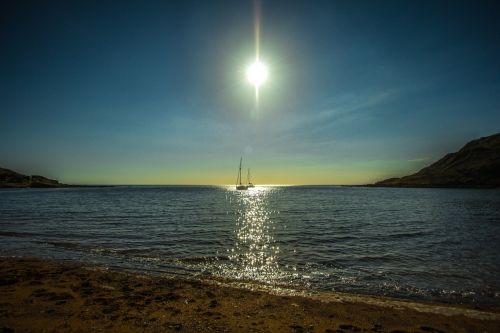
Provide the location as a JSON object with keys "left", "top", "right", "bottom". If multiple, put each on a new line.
{"left": 1, "top": 0, "right": 500, "bottom": 185}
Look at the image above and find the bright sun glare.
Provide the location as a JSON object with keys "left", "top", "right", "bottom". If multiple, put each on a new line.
{"left": 246, "top": 60, "right": 268, "bottom": 87}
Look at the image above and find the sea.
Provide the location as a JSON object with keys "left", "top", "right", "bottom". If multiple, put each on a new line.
{"left": 1, "top": 186, "right": 499, "bottom": 307}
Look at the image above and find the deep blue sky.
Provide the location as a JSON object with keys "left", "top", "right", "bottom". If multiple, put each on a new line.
{"left": 1, "top": 0, "right": 499, "bottom": 184}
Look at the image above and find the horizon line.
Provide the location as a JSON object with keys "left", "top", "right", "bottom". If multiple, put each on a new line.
{"left": 64, "top": 183, "right": 367, "bottom": 187}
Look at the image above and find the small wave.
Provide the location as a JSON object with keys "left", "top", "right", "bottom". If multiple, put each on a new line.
{"left": 175, "top": 255, "right": 229, "bottom": 264}
{"left": 386, "top": 231, "right": 431, "bottom": 239}
{"left": 44, "top": 241, "right": 82, "bottom": 249}
{"left": 355, "top": 253, "right": 401, "bottom": 262}
{"left": 0, "top": 231, "right": 39, "bottom": 238}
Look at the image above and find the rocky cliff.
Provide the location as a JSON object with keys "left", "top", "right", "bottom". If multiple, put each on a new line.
{"left": 0, "top": 167, "right": 64, "bottom": 188}
{"left": 374, "top": 133, "right": 500, "bottom": 188}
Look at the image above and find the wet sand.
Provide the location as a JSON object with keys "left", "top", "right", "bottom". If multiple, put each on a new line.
{"left": 1, "top": 257, "right": 499, "bottom": 333}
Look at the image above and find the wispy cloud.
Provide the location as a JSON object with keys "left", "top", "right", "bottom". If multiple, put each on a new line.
{"left": 269, "top": 87, "right": 407, "bottom": 151}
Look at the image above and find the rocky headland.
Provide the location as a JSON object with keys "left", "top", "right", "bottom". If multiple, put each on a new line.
{"left": 374, "top": 133, "right": 500, "bottom": 188}
{"left": 0, "top": 167, "right": 64, "bottom": 188}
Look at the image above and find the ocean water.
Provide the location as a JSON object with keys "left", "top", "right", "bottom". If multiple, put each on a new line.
{"left": 1, "top": 186, "right": 499, "bottom": 306}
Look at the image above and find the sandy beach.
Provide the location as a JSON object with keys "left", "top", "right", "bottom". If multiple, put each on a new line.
{"left": 0, "top": 257, "right": 499, "bottom": 333}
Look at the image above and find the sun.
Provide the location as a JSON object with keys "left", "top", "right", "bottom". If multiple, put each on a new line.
{"left": 246, "top": 60, "right": 268, "bottom": 87}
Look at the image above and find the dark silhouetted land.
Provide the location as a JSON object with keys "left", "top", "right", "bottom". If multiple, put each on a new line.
{"left": 374, "top": 133, "right": 500, "bottom": 188}
{"left": 0, "top": 167, "right": 64, "bottom": 188}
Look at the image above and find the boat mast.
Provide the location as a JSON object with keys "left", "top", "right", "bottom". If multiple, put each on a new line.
{"left": 237, "top": 157, "right": 242, "bottom": 185}
{"left": 247, "top": 168, "right": 250, "bottom": 185}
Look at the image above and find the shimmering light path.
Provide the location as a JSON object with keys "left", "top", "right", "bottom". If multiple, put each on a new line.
{"left": 228, "top": 187, "right": 280, "bottom": 281}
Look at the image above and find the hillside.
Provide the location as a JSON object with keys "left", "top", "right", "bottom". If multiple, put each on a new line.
{"left": 0, "top": 167, "right": 64, "bottom": 188}
{"left": 374, "top": 133, "right": 500, "bottom": 188}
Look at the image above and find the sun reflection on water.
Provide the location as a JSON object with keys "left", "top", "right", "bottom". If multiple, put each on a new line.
{"left": 227, "top": 186, "right": 281, "bottom": 281}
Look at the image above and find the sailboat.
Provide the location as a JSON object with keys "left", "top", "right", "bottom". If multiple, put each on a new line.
{"left": 247, "top": 168, "right": 255, "bottom": 188}
{"left": 236, "top": 157, "right": 248, "bottom": 190}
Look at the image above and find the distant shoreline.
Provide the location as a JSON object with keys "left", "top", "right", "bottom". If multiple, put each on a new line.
{"left": 2, "top": 184, "right": 499, "bottom": 189}
{"left": 0, "top": 184, "right": 115, "bottom": 189}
